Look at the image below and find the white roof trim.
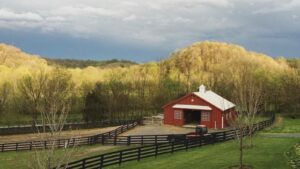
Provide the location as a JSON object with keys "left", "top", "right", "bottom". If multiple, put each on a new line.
{"left": 193, "top": 91, "right": 235, "bottom": 111}
{"left": 172, "top": 104, "right": 212, "bottom": 111}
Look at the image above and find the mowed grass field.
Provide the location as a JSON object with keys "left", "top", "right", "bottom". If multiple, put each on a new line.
{"left": 0, "top": 145, "right": 136, "bottom": 169}
{"left": 107, "top": 136, "right": 298, "bottom": 169}
{"left": 107, "top": 115, "right": 300, "bottom": 169}
{"left": 0, "top": 115, "right": 299, "bottom": 169}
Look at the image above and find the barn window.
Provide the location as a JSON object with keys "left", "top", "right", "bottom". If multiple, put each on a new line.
{"left": 201, "top": 112, "right": 210, "bottom": 121}
{"left": 174, "top": 110, "right": 182, "bottom": 119}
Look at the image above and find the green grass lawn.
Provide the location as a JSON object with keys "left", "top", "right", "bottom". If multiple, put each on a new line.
{"left": 107, "top": 137, "right": 298, "bottom": 169}
{"left": 1, "top": 115, "right": 299, "bottom": 169}
{"left": 263, "top": 115, "right": 300, "bottom": 133}
{"left": 0, "top": 144, "right": 136, "bottom": 169}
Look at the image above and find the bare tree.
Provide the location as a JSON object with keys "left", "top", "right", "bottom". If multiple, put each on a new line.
{"left": 25, "top": 68, "right": 76, "bottom": 169}
{"left": 30, "top": 105, "right": 75, "bottom": 169}
{"left": 230, "top": 113, "right": 249, "bottom": 169}
{"left": 233, "top": 65, "right": 263, "bottom": 147}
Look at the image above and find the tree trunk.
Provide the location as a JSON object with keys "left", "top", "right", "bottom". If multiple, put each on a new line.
{"left": 249, "top": 129, "right": 253, "bottom": 147}
{"left": 239, "top": 131, "right": 243, "bottom": 169}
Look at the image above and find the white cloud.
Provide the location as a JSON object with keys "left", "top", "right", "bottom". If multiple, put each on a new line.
{"left": 253, "top": 0, "right": 300, "bottom": 14}
{"left": 122, "top": 1, "right": 139, "bottom": 7}
{"left": 54, "top": 6, "right": 122, "bottom": 17}
{"left": 123, "top": 15, "right": 137, "bottom": 21}
{"left": 174, "top": 17, "right": 193, "bottom": 23}
{"left": 46, "top": 16, "right": 65, "bottom": 22}
{"left": 0, "top": 8, "right": 43, "bottom": 21}
{"left": 198, "top": 0, "right": 232, "bottom": 7}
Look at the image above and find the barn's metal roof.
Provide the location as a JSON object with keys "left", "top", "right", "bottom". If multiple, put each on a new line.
{"left": 172, "top": 104, "right": 212, "bottom": 111}
{"left": 193, "top": 89, "right": 235, "bottom": 111}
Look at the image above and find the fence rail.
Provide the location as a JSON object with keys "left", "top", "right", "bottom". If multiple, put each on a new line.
{"left": 0, "top": 119, "right": 139, "bottom": 135}
{"left": 86, "top": 115, "right": 274, "bottom": 146}
{"left": 0, "top": 121, "right": 139, "bottom": 152}
{"left": 61, "top": 115, "right": 275, "bottom": 169}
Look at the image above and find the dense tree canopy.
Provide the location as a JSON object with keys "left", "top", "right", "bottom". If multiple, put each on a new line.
{"left": 0, "top": 41, "right": 299, "bottom": 123}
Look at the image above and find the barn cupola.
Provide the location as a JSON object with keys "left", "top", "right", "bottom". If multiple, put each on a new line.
{"left": 199, "top": 84, "right": 206, "bottom": 93}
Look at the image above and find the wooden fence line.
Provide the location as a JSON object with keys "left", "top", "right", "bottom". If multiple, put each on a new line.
{"left": 0, "top": 121, "right": 139, "bottom": 152}
{"left": 60, "top": 115, "right": 275, "bottom": 169}
{"left": 0, "top": 119, "right": 139, "bottom": 135}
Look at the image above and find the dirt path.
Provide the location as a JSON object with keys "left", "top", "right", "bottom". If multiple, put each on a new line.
{"left": 120, "top": 124, "right": 195, "bottom": 136}
{"left": 0, "top": 126, "right": 120, "bottom": 143}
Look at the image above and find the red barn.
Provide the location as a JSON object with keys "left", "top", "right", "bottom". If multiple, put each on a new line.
{"left": 162, "top": 85, "right": 235, "bottom": 129}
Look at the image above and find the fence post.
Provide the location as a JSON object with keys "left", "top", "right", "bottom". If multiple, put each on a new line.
{"left": 141, "top": 135, "right": 144, "bottom": 146}
{"left": 30, "top": 142, "right": 32, "bottom": 150}
{"left": 155, "top": 144, "right": 158, "bottom": 157}
{"left": 212, "top": 133, "right": 216, "bottom": 144}
{"left": 223, "top": 132, "right": 226, "bottom": 141}
{"left": 67, "top": 139, "right": 70, "bottom": 148}
{"left": 1, "top": 144, "right": 4, "bottom": 152}
{"left": 259, "top": 123, "right": 262, "bottom": 130}
{"left": 171, "top": 141, "right": 174, "bottom": 154}
{"left": 127, "top": 136, "right": 131, "bottom": 146}
{"left": 87, "top": 137, "right": 90, "bottom": 145}
{"left": 199, "top": 136, "right": 202, "bottom": 146}
{"left": 185, "top": 139, "right": 188, "bottom": 151}
{"left": 101, "top": 135, "right": 105, "bottom": 145}
{"left": 155, "top": 135, "right": 157, "bottom": 144}
{"left": 16, "top": 143, "right": 18, "bottom": 151}
{"left": 119, "top": 151, "right": 123, "bottom": 166}
{"left": 99, "top": 155, "right": 104, "bottom": 169}
{"left": 137, "top": 147, "right": 141, "bottom": 161}
{"left": 114, "top": 136, "right": 117, "bottom": 145}
{"left": 82, "top": 159, "right": 86, "bottom": 168}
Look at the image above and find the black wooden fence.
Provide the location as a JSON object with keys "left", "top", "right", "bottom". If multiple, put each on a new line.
{"left": 0, "top": 119, "right": 139, "bottom": 135}
{"left": 0, "top": 122, "right": 139, "bottom": 152}
{"left": 60, "top": 115, "right": 275, "bottom": 169}
{"left": 84, "top": 115, "right": 274, "bottom": 146}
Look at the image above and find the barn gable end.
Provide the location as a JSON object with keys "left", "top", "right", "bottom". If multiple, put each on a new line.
{"left": 163, "top": 85, "right": 236, "bottom": 129}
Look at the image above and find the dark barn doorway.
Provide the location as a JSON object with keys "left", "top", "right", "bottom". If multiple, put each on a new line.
{"left": 184, "top": 110, "right": 201, "bottom": 125}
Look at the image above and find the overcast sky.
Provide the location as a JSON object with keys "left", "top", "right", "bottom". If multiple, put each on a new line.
{"left": 0, "top": 0, "right": 299, "bottom": 62}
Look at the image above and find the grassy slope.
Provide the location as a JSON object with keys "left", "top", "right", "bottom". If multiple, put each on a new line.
{"left": 108, "top": 137, "right": 298, "bottom": 169}
{"left": 262, "top": 116, "right": 300, "bottom": 133}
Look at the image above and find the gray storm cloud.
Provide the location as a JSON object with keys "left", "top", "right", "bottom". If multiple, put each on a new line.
{"left": 0, "top": 0, "right": 299, "bottom": 58}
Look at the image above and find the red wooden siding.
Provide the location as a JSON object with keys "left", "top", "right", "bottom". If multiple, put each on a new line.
{"left": 163, "top": 93, "right": 235, "bottom": 129}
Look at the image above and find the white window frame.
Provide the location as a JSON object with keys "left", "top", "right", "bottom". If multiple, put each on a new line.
{"left": 174, "top": 110, "right": 182, "bottom": 120}
{"left": 201, "top": 111, "right": 210, "bottom": 121}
